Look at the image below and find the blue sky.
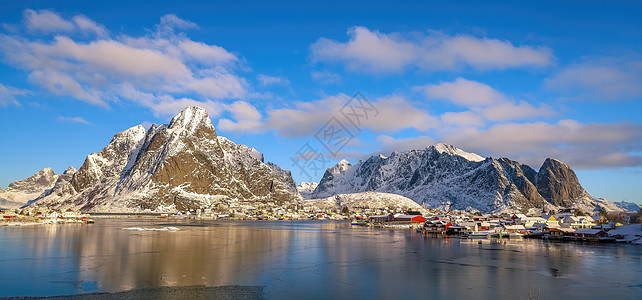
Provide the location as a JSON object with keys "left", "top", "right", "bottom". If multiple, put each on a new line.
{"left": 1, "top": 1, "right": 641, "bottom": 204}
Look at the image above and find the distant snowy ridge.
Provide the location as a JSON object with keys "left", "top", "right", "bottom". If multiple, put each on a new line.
{"left": 613, "top": 201, "right": 641, "bottom": 212}
{"left": 0, "top": 167, "right": 76, "bottom": 209}
{"left": 297, "top": 182, "right": 318, "bottom": 199}
{"left": 310, "top": 144, "right": 625, "bottom": 214}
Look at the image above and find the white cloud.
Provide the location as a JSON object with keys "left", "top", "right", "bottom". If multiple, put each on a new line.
{"left": 422, "top": 78, "right": 553, "bottom": 123}
{"left": 311, "top": 26, "right": 553, "bottom": 73}
{"left": 0, "top": 83, "right": 29, "bottom": 107}
{"left": 158, "top": 14, "right": 199, "bottom": 33}
{"left": 23, "top": 9, "right": 74, "bottom": 33}
{"left": 262, "top": 94, "right": 437, "bottom": 138}
{"left": 116, "top": 83, "right": 223, "bottom": 117}
{"left": 441, "top": 120, "right": 642, "bottom": 169}
{"left": 257, "top": 74, "right": 290, "bottom": 87}
{"left": 310, "top": 70, "right": 341, "bottom": 84}
{"left": 28, "top": 69, "right": 106, "bottom": 107}
{"left": 375, "top": 135, "right": 437, "bottom": 156}
{"left": 545, "top": 56, "right": 642, "bottom": 101}
{"left": 178, "top": 40, "right": 237, "bottom": 65}
{"left": 311, "top": 26, "right": 415, "bottom": 73}
{"left": 57, "top": 116, "right": 91, "bottom": 125}
{"left": 214, "top": 94, "right": 438, "bottom": 137}
{"left": 423, "top": 77, "right": 507, "bottom": 107}
{"left": 72, "top": 15, "right": 108, "bottom": 37}
{"left": 23, "top": 9, "right": 108, "bottom": 36}
{"left": 151, "top": 97, "right": 223, "bottom": 118}
{"left": 440, "top": 111, "right": 485, "bottom": 128}
{"left": 480, "top": 101, "right": 554, "bottom": 122}
{"left": 217, "top": 101, "right": 264, "bottom": 132}
{"left": 0, "top": 11, "right": 248, "bottom": 113}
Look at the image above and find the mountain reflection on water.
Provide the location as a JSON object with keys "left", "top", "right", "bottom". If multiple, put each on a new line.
{"left": 0, "top": 219, "right": 640, "bottom": 299}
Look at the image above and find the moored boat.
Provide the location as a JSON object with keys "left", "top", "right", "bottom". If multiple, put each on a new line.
{"left": 469, "top": 231, "right": 492, "bottom": 239}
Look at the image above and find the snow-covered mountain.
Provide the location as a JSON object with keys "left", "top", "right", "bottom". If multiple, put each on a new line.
{"left": 0, "top": 167, "right": 73, "bottom": 209}
{"left": 28, "top": 106, "right": 301, "bottom": 212}
{"left": 613, "top": 201, "right": 641, "bottom": 212}
{"left": 297, "top": 182, "right": 318, "bottom": 199}
{"left": 303, "top": 191, "right": 426, "bottom": 212}
{"left": 310, "top": 144, "right": 623, "bottom": 214}
{"left": 266, "top": 162, "right": 298, "bottom": 195}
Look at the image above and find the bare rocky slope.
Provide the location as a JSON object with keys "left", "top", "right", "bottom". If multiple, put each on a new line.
{"left": 309, "top": 144, "right": 623, "bottom": 214}
{"left": 27, "top": 106, "right": 301, "bottom": 212}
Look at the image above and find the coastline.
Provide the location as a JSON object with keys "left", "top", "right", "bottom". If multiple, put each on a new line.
{"left": 0, "top": 285, "right": 266, "bottom": 300}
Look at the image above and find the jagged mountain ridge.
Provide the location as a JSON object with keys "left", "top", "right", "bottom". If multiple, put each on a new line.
{"left": 310, "top": 143, "right": 622, "bottom": 213}
{"left": 0, "top": 167, "right": 63, "bottom": 209}
{"left": 29, "top": 106, "right": 301, "bottom": 212}
{"left": 297, "top": 182, "right": 318, "bottom": 199}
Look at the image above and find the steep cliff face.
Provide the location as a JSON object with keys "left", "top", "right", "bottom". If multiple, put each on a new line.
{"left": 310, "top": 144, "right": 618, "bottom": 213}
{"left": 29, "top": 106, "right": 301, "bottom": 212}
{"left": 0, "top": 168, "right": 61, "bottom": 208}
{"left": 536, "top": 158, "right": 589, "bottom": 207}
{"left": 266, "top": 162, "right": 298, "bottom": 195}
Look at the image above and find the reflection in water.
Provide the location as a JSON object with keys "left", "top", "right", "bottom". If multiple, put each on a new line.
{"left": 0, "top": 219, "right": 641, "bottom": 299}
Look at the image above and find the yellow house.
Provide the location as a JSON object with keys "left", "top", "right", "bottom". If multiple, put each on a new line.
{"left": 543, "top": 215, "right": 557, "bottom": 221}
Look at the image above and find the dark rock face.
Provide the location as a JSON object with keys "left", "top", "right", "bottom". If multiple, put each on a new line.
{"left": 310, "top": 145, "right": 596, "bottom": 213}
{"left": 30, "top": 106, "right": 301, "bottom": 212}
{"left": 266, "top": 162, "right": 298, "bottom": 195}
{"left": 536, "top": 158, "right": 588, "bottom": 207}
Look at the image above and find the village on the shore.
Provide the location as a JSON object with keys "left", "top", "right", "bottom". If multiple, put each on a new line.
{"left": 2, "top": 203, "right": 641, "bottom": 244}
{"left": 0, "top": 207, "right": 93, "bottom": 226}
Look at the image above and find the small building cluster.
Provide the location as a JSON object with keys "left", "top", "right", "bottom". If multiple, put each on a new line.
{"left": 359, "top": 208, "right": 633, "bottom": 243}
{"left": 0, "top": 207, "right": 93, "bottom": 225}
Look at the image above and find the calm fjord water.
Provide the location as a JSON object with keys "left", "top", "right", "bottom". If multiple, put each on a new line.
{"left": 0, "top": 219, "right": 640, "bottom": 299}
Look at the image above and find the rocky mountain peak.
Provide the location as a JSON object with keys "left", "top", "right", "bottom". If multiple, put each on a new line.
{"left": 309, "top": 145, "right": 615, "bottom": 213}
{"left": 432, "top": 143, "right": 485, "bottom": 162}
{"left": 7, "top": 168, "right": 57, "bottom": 193}
{"left": 297, "top": 182, "right": 318, "bottom": 199}
{"left": 168, "top": 106, "right": 213, "bottom": 133}
{"left": 329, "top": 159, "right": 351, "bottom": 175}
{"left": 28, "top": 105, "right": 301, "bottom": 212}
{"left": 1, "top": 167, "right": 62, "bottom": 208}
{"left": 63, "top": 166, "right": 77, "bottom": 175}
{"left": 536, "top": 157, "right": 588, "bottom": 207}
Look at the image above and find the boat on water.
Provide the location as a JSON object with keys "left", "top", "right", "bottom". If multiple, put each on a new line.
{"left": 468, "top": 231, "right": 493, "bottom": 239}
